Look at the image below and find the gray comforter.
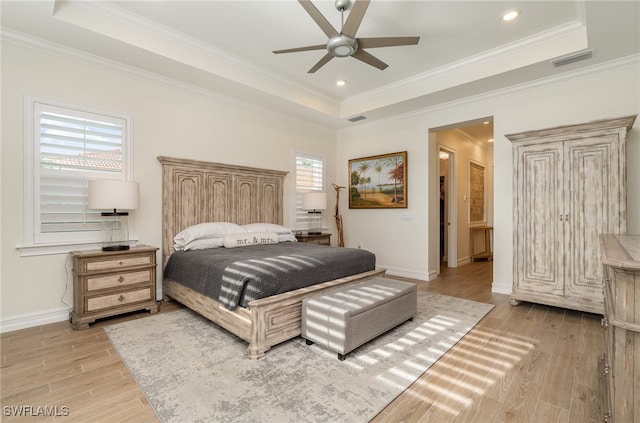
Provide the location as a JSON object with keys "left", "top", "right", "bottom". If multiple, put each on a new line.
{"left": 163, "top": 242, "right": 376, "bottom": 310}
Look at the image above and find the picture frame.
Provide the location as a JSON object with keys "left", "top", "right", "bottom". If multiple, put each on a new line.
{"left": 468, "top": 160, "right": 486, "bottom": 224}
{"left": 349, "top": 151, "right": 407, "bottom": 209}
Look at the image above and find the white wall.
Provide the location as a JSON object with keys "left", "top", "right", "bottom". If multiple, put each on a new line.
{"left": 2, "top": 37, "right": 638, "bottom": 331}
{"left": 0, "top": 40, "right": 337, "bottom": 330}
{"left": 337, "top": 60, "right": 640, "bottom": 293}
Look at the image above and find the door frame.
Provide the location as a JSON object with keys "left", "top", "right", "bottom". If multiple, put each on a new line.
{"left": 438, "top": 145, "right": 457, "bottom": 272}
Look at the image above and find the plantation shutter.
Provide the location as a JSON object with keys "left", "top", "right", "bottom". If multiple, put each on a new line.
{"left": 35, "top": 103, "right": 126, "bottom": 243}
{"left": 295, "top": 154, "right": 324, "bottom": 227}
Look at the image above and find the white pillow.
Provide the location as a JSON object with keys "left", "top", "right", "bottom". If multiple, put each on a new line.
{"left": 241, "top": 223, "right": 293, "bottom": 235}
{"left": 223, "top": 232, "right": 279, "bottom": 248}
{"left": 174, "top": 222, "right": 246, "bottom": 246}
{"left": 174, "top": 237, "right": 225, "bottom": 251}
{"left": 278, "top": 233, "right": 297, "bottom": 242}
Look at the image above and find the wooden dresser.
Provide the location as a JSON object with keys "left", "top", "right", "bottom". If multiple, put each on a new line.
{"left": 599, "top": 235, "right": 640, "bottom": 423}
{"left": 70, "top": 246, "right": 159, "bottom": 330}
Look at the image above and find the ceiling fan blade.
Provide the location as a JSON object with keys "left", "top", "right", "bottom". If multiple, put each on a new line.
{"left": 352, "top": 49, "right": 388, "bottom": 70}
{"left": 342, "top": 0, "right": 370, "bottom": 38}
{"left": 298, "top": 0, "right": 339, "bottom": 38}
{"left": 308, "top": 53, "right": 334, "bottom": 73}
{"left": 273, "top": 44, "right": 327, "bottom": 54}
{"left": 358, "top": 36, "right": 420, "bottom": 49}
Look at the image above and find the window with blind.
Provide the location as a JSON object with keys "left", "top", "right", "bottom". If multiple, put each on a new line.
{"left": 27, "top": 100, "right": 131, "bottom": 246}
{"left": 294, "top": 153, "right": 325, "bottom": 229}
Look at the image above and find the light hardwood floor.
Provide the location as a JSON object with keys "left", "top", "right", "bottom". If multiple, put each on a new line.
{"left": 1, "top": 261, "right": 602, "bottom": 422}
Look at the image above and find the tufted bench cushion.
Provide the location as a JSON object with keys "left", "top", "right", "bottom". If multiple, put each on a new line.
{"left": 301, "top": 277, "right": 417, "bottom": 360}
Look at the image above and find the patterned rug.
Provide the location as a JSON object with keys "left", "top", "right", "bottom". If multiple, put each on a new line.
{"left": 104, "top": 291, "right": 493, "bottom": 423}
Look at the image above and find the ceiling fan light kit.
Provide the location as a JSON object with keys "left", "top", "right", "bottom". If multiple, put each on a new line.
{"left": 328, "top": 35, "right": 358, "bottom": 57}
{"left": 273, "top": 0, "right": 420, "bottom": 73}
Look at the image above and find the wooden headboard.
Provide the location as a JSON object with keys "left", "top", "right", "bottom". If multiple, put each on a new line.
{"left": 157, "top": 156, "right": 288, "bottom": 266}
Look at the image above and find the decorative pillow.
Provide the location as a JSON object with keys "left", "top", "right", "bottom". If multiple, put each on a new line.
{"left": 223, "top": 232, "right": 279, "bottom": 248}
{"left": 241, "top": 223, "right": 293, "bottom": 235}
{"left": 174, "top": 237, "right": 225, "bottom": 251}
{"left": 174, "top": 222, "right": 246, "bottom": 246}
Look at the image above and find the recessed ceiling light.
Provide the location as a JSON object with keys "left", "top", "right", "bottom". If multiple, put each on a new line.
{"left": 336, "top": 80, "right": 346, "bottom": 87}
{"left": 502, "top": 9, "right": 520, "bottom": 21}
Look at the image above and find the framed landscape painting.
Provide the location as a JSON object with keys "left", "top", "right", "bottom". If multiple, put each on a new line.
{"left": 349, "top": 151, "right": 407, "bottom": 209}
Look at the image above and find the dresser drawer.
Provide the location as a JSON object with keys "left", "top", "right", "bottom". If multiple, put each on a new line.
{"left": 86, "top": 288, "right": 152, "bottom": 312}
{"left": 86, "top": 269, "right": 153, "bottom": 291}
{"left": 83, "top": 254, "right": 154, "bottom": 272}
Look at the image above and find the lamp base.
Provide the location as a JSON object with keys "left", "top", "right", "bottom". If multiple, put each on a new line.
{"left": 100, "top": 211, "right": 131, "bottom": 252}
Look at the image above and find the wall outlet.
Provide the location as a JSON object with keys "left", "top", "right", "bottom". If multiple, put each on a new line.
{"left": 356, "top": 242, "right": 363, "bottom": 249}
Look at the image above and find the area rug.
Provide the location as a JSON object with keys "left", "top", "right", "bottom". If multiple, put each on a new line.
{"left": 104, "top": 291, "right": 493, "bottom": 423}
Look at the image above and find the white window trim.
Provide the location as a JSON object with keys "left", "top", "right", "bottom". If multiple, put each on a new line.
{"left": 292, "top": 151, "right": 326, "bottom": 232}
{"left": 18, "top": 97, "right": 134, "bottom": 256}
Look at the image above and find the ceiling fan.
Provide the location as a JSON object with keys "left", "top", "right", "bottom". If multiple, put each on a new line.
{"left": 273, "top": 0, "right": 420, "bottom": 73}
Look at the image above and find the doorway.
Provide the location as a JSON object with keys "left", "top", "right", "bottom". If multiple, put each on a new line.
{"left": 439, "top": 147, "right": 456, "bottom": 269}
{"left": 430, "top": 118, "right": 494, "bottom": 277}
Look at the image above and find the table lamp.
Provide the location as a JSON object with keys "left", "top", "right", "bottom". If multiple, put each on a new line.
{"left": 88, "top": 180, "right": 139, "bottom": 251}
{"left": 302, "top": 192, "right": 327, "bottom": 235}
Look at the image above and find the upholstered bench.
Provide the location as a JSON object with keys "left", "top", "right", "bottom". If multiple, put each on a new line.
{"left": 301, "top": 277, "right": 417, "bottom": 360}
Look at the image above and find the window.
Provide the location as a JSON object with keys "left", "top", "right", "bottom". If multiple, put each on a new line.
{"left": 23, "top": 99, "right": 131, "bottom": 250}
{"left": 294, "top": 153, "right": 324, "bottom": 229}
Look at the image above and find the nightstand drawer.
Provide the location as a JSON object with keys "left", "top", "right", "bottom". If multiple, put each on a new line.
{"left": 86, "top": 288, "right": 152, "bottom": 312}
{"left": 304, "top": 238, "right": 330, "bottom": 245}
{"left": 84, "top": 254, "right": 154, "bottom": 272}
{"left": 86, "top": 269, "right": 153, "bottom": 291}
{"left": 295, "top": 233, "right": 331, "bottom": 246}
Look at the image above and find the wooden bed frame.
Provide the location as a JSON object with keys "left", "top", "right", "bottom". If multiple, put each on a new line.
{"left": 158, "top": 156, "right": 385, "bottom": 359}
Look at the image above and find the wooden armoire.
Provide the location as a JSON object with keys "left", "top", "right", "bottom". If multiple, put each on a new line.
{"left": 506, "top": 115, "right": 636, "bottom": 314}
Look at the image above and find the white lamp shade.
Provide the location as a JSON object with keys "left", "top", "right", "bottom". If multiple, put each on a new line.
{"left": 302, "top": 192, "right": 327, "bottom": 210}
{"left": 88, "top": 180, "right": 139, "bottom": 210}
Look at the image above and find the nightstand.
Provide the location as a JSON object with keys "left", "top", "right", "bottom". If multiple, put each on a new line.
{"left": 295, "top": 233, "right": 331, "bottom": 246}
{"left": 69, "top": 246, "right": 160, "bottom": 330}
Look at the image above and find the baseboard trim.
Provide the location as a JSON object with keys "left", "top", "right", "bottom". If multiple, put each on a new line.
{"left": 491, "top": 283, "right": 512, "bottom": 295}
{"left": 457, "top": 256, "right": 472, "bottom": 267}
{"left": 0, "top": 307, "right": 70, "bottom": 333}
{"left": 381, "top": 266, "right": 430, "bottom": 282}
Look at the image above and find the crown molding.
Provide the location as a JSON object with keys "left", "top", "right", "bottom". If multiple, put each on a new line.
{"left": 341, "top": 20, "right": 588, "bottom": 118}
{"left": 1, "top": 28, "right": 342, "bottom": 131}
{"left": 339, "top": 54, "right": 639, "bottom": 131}
{"left": 50, "top": 0, "right": 340, "bottom": 114}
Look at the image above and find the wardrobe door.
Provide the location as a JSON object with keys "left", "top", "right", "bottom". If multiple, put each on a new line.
{"left": 514, "top": 141, "right": 564, "bottom": 296}
{"left": 564, "top": 135, "right": 622, "bottom": 305}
